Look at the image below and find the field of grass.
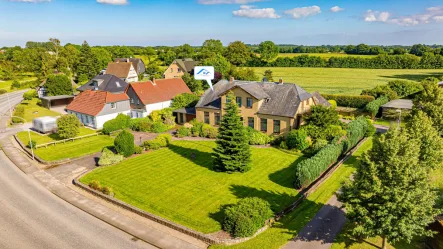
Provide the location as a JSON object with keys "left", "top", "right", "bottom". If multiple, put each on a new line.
{"left": 0, "top": 73, "right": 38, "bottom": 92}
{"left": 277, "top": 53, "right": 378, "bottom": 59}
{"left": 211, "top": 138, "right": 373, "bottom": 249}
{"left": 17, "top": 127, "right": 97, "bottom": 145}
{"left": 252, "top": 67, "right": 443, "bottom": 95}
{"left": 81, "top": 141, "right": 303, "bottom": 233}
{"left": 16, "top": 98, "right": 60, "bottom": 122}
{"left": 31, "top": 135, "right": 114, "bottom": 161}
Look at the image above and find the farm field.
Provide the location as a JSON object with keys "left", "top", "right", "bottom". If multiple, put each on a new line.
{"left": 251, "top": 67, "right": 443, "bottom": 95}
{"left": 0, "top": 73, "right": 37, "bottom": 92}
{"left": 211, "top": 139, "right": 373, "bottom": 249}
{"left": 17, "top": 127, "right": 97, "bottom": 145}
{"left": 277, "top": 53, "right": 378, "bottom": 59}
{"left": 31, "top": 135, "right": 114, "bottom": 161}
{"left": 80, "top": 140, "right": 303, "bottom": 234}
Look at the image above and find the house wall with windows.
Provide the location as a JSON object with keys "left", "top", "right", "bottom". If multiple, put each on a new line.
{"left": 163, "top": 62, "right": 184, "bottom": 79}
{"left": 124, "top": 65, "right": 139, "bottom": 83}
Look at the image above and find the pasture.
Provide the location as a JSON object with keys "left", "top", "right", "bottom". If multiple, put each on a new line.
{"left": 277, "top": 53, "right": 377, "bottom": 59}
{"left": 252, "top": 67, "right": 443, "bottom": 95}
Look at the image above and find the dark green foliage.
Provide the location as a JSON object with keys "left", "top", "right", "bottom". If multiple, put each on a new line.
{"left": 339, "top": 129, "right": 440, "bottom": 246}
{"left": 101, "top": 186, "right": 113, "bottom": 195}
{"left": 45, "top": 74, "right": 72, "bottom": 96}
{"left": 27, "top": 140, "right": 37, "bottom": 149}
{"left": 229, "top": 66, "right": 258, "bottom": 81}
{"left": 305, "top": 105, "right": 339, "bottom": 127}
{"left": 201, "top": 124, "right": 218, "bottom": 138}
{"left": 150, "top": 121, "right": 170, "bottom": 133}
{"left": 361, "top": 85, "right": 399, "bottom": 101}
{"left": 307, "top": 139, "right": 328, "bottom": 155}
{"left": 134, "top": 145, "right": 143, "bottom": 154}
{"left": 302, "top": 124, "right": 346, "bottom": 142}
{"left": 223, "top": 197, "right": 273, "bottom": 238}
{"left": 23, "top": 89, "right": 37, "bottom": 100}
{"left": 224, "top": 41, "right": 252, "bottom": 66}
{"left": 0, "top": 89, "right": 7, "bottom": 95}
{"left": 213, "top": 92, "right": 251, "bottom": 173}
{"left": 57, "top": 114, "right": 80, "bottom": 139}
{"left": 201, "top": 54, "right": 231, "bottom": 77}
{"left": 142, "top": 134, "right": 171, "bottom": 150}
{"left": 365, "top": 119, "right": 376, "bottom": 137}
{"left": 176, "top": 127, "right": 191, "bottom": 138}
{"left": 102, "top": 114, "right": 130, "bottom": 134}
{"left": 246, "top": 127, "right": 272, "bottom": 145}
{"left": 10, "top": 80, "right": 21, "bottom": 90}
{"left": 263, "top": 70, "right": 274, "bottom": 82}
{"left": 129, "top": 118, "right": 153, "bottom": 132}
{"left": 182, "top": 73, "right": 204, "bottom": 93}
{"left": 412, "top": 77, "right": 443, "bottom": 135}
{"left": 342, "top": 117, "right": 370, "bottom": 153}
{"left": 12, "top": 105, "right": 25, "bottom": 123}
{"left": 286, "top": 130, "right": 309, "bottom": 151}
{"left": 387, "top": 80, "right": 423, "bottom": 98}
{"left": 74, "top": 41, "right": 100, "bottom": 81}
{"left": 114, "top": 130, "right": 135, "bottom": 157}
{"left": 365, "top": 96, "right": 389, "bottom": 116}
{"left": 190, "top": 119, "right": 204, "bottom": 137}
{"left": 258, "top": 41, "right": 279, "bottom": 62}
{"left": 322, "top": 94, "right": 375, "bottom": 108}
{"left": 98, "top": 148, "right": 124, "bottom": 166}
{"left": 171, "top": 93, "right": 200, "bottom": 109}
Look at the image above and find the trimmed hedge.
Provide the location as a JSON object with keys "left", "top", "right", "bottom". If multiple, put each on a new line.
{"left": 365, "top": 96, "right": 389, "bottom": 116}
{"left": 295, "top": 117, "right": 371, "bottom": 188}
{"left": 286, "top": 129, "right": 309, "bottom": 151}
{"left": 246, "top": 127, "right": 272, "bottom": 145}
{"left": 142, "top": 134, "right": 172, "bottom": 150}
{"left": 176, "top": 127, "right": 191, "bottom": 138}
{"left": 114, "top": 130, "right": 135, "bottom": 157}
{"left": 322, "top": 94, "right": 375, "bottom": 108}
{"left": 223, "top": 197, "right": 273, "bottom": 238}
{"left": 103, "top": 114, "right": 131, "bottom": 135}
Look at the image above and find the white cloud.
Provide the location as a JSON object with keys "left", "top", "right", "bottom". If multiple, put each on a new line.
{"left": 330, "top": 6, "right": 344, "bottom": 13}
{"left": 97, "top": 0, "right": 128, "bottom": 5}
{"left": 364, "top": 6, "right": 443, "bottom": 26}
{"left": 233, "top": 5, "right": 280, "bottom": 19}
{"left": 198, "top": 0, "right": 263, "bottom": 4}
{"left": 9, "top": 0, "right": 51, "bottom": 2}
{"left": 284, "top": 6, "right": 321, "bottom": 19}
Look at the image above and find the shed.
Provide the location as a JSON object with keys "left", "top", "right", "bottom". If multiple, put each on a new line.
{"left": 40, "top": 95, "right": 75, "bottom": 109}
{"left": 32, "top": 116, "right": 58, "bottom": 134}
{"left": 381, "top": 99, "right": 413, "bottom": 118}
{"left": 173, "top": 107, "right": 196, "bottom": 124}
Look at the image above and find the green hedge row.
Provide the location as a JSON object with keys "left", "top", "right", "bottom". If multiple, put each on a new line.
{"left": 322, "top": 94, "right": 375, "bottom": 108}
{"left": 365, "top": 96, "right": 389, "bottom": 116}
{"left": 294, "top": 117, "right": 371, "bottom": 188}
{"left": 103, "top": 114, "right": 131, "bottom": 135}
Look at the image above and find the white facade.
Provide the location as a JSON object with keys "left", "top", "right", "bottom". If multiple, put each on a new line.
{"left": 95, "top": 111, "right": 131, "bottom": 129}
{"left": 67, "top": 110, "right": 130, "bottom": 129}
{"left": 146, "top": 100, "right": 172, "bottom": 115}
{"left": 124, "top": 64, "right": 138, "bottom": 83}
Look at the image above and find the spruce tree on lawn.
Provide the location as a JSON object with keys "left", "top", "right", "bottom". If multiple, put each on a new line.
{"left": 338, "top": 129, "right": 439, "bottom": 249}
{"left": 213, "top": 91, "right": 251, "bottom": 173}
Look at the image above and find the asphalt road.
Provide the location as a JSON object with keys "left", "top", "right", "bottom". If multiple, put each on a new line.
{"left": 0, "top": 91, "right": 158, "bottom": 249}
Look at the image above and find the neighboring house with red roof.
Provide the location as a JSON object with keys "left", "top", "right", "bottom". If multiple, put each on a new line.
{"left": 105, "top": 60, "right": 138, "bottom": 83}
{"left": 126, "top": 78, "right": 191, "bottom": 118}
{"left": 66, "top": 90, "right": 130, "bottom": 129}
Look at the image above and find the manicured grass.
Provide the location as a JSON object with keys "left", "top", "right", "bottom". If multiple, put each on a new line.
{"left": 81, "top": 141, "right": 303, "bottom": 233}
{"left": 16, "top": 98, "right": 61, "bottom": 122}
{"left": 251, "top": 67, "right": 443, "bottom": 95}
{"left": 17, "top": 127, "right": 97, "bottom": 145}
{"left": 32, "top": 135, "right": 114, "bottom": 161}
{"left": 211, "top": 138, "right": 373, "bottom": 249}
{"left": 277, "top": 53, "right": 378, "bottom": 59}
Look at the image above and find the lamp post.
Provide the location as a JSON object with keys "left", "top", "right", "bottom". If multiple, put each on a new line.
{"left": 396, "top": 109, "right": 402, "bottom": 129}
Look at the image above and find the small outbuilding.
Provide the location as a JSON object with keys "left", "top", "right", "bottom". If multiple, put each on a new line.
{"left": 40, "top": 95, "right": 75, "bottom": 109}
{"left": 32, "top": 116, "right": 58, "bottom": 134}
{"left": 381, "top": 99, "right": 413, "bottom": 118}
{"left": 173, "top": 107, "right": 196, "bottom": 124}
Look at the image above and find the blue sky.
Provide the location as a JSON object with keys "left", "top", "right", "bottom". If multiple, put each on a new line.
{"left": 1, "top": 0, "right": 442, "bottom": 47}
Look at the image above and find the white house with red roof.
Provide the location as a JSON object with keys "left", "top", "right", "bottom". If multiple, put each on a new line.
{"left": 126, "top": 78, "right": 191, "bottom": 118}
{"left": 66, "top": 90, "right": 131, "bottom": 129}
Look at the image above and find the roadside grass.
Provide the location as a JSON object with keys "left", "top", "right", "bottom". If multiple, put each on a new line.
{"left": 80, "top": 141, "right": 304, "bottom": 234}
{"left": 251, "top": 67, "right": 443, "bottom": 95}
{"left": 211, "top": 138, "right": 373, "bottom": 249}
{"left": 31, "top": 135, "right": 114, "bottom": 161}
{"left": 17, "top": 127, "right": 97, "bottom": 145}
{"left": 17, "top": 98, "right": 60, "bottom": 122}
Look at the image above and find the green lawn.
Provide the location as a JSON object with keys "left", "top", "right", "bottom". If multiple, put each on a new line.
{"left": 17, "top": 127, "right": 97, "bottom": 145}
{"left": 81, "top": 141, "right": 303, "bottom": 233}
{"left": 31, "top": 135, "right": 114, "bottom": 161}
{"left": 211, "top": 138, "right": 373, "bottom": 249}
{"left": 277, "top": 53, "right": 378, "bottom": 59}
{"left": 251, "top": 67, "right": 443, "bottom": 95}
{"left": 17, "top": 98, "right": 60, "bottom": 122}
{"left": 0, "top": 73, "right": 38, "bottom": 92}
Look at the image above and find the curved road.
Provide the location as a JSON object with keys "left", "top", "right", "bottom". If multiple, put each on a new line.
{"left": 0, "top": 91, "right": 157, "bottom": 249}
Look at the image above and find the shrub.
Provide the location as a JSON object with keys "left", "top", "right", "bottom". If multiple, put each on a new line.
{"left": 27, "top": 140, "right": 37, "bottom": 149}
{"left": 129, "top": 118, "right": 153, "bottom": 132}
{"left": 342, "top": 116, "right": 370, "bottom": 153}
{"left": 103, "top": 114, "right": 131, "bottom": 135}
{"left": 57, "top": 114, "right": 81, "bottom": 139}
{"left": 279, "top": 141, "right": 288, "bottom": 150}
{"left": 176, "top": 127, "right": 191, "bottom": 138}
{"left": 305, "top": 105, "right": 339, "bottom": 127}
{"left": 171, "top": 93, "right": 200, "bottom": 109}
{"left": 246, "top": 127, "right": 272, "bottom": 145}
{"left": 134, "top": 145, "right": 143, "bottom": 154}
{"left": 114, "top": 130, "right": 135, "bottom": 157}
{"left": 0, "top": 89, "right": 7, "bottom": 95}
{"left": 302, "top": 124, "right": 345, "bottom": 142}
{"left": 12, "top": 105, "right": 25, "bottom": 123}
{"left": 309, "top": 139, "right": 329, "bottom": 155}
{"left": 151, "top": 121, "right": 170, "bottom": 133}
{"left": 387, "top": 80, "right": 423, "bottom": 98}
{"left": 361, "top": 85, "right": 398, "bottom": 101}
{"left": 142, "top": 134, "right": 172, "bottom": 150}
{"left": 365, "top": 96, "right": 389, "bottom": 116}
{"left": 101, "top": 186, "right": 113, "bottom": 195}
{"left": 10, "top": 80, "right": 20, "bottom": 90}
{"left": 322, "top": 94, "right": 375, "bottom": 108}
{"left": 88, "top": 180, "right": 101, "bottom": 191}
{"left": 190, "top": 119, "right": 204, "bottom": 136}
{"left": 156, "top": 134, "right": 172, "bottom": 146}
{"left": 365, "top": 119, "right": 376, "bottom": 137}
{"left": 328, "top": 99, "right": 337, "bottom": 108}
{"left": 23, "top": 90, "right": 37, "bottom": 100}
{"left": 45, "top": 74, "right": 73, "bottom": 96}
{"left": 201, "top": 124, "right": 218, "bottom": 138}
{"left": 286, "top": 130, "right": 309, "bottom": 151}
{"left": 223, "top": 197, "right": 273, "bottom": 238}
{"left": 98, "top": 148, "right": 124, "bottom": 166}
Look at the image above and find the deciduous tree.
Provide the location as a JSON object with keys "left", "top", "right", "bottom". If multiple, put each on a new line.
{"left": 45, "top": 74, "right": 72, "bottom": 96}
{"left": 413, "top": 77, "right": 443, "bottom": 135}
{"left": 57, "top": 114, "right": 80, "bottom": 139}
{"left": 224, "top": 41, "right": 251, "bottom": 66}
{"left": 258, "top": 41, "right": 279, "bottom": 62}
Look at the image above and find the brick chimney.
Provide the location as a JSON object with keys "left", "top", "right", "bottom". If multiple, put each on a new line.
{"left": 229, "top": 76, "right": 235, "bottom": 84}
{"left": 152, "top": 78, "right": 156, "bottom": 85}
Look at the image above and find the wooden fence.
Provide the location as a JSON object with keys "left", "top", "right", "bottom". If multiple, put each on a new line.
{"left": 36, "top": 133, "right": 99, "bottom": 148}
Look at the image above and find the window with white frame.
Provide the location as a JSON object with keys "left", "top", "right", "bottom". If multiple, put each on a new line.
{"left": 111, "top": 103, "right": 116, "bottom": 109}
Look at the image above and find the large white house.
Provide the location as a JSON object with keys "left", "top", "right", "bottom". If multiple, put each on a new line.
{"left": 66, "top": 90, "right": 130, "bottom": 129}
